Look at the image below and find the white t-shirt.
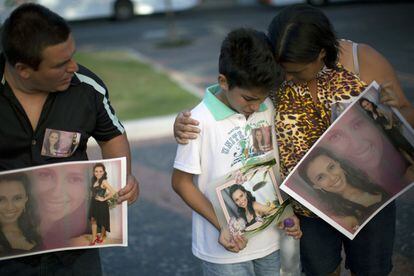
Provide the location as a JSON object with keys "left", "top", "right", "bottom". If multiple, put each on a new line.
{"left": 173, "top": 84, "right": 281, "bottom": 264}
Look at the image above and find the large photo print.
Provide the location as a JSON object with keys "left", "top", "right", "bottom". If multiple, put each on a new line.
{"left": 281, "top": 82, "right": 414, "bottom": 239}
{"left": 0, "top": 157, "right": 127, "bottom": 260}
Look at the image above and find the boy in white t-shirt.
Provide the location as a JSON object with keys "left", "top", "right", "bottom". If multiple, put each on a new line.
{"left": 172, "top": 28, "right": 299, "bottom": 275}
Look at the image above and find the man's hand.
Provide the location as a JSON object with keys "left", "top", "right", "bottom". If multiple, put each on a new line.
{"left": 278, "top": 215, "right": 302, "bottom": 240}
{"left": 174, "top": 111, "right": 200, "bottom": 144}
{"left": 117, "top": 174, "right": 139, "bottom": 205}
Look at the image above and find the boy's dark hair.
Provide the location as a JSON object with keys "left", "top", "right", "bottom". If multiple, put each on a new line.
{"left": 219, "top": 28, "right": 282, "bottom": 92}
{"left": 1, "top": 3, "right": 71, "bottom": 69}
{"left": 267, "top": 4, "right": 339, "bottom": 68}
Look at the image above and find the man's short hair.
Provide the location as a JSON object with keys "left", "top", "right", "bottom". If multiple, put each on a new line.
{"left": 1, "top": 3, "right": 71, "bottom": 69}
{"left": 219, "top": 28, "right": 282, "bottom": 92}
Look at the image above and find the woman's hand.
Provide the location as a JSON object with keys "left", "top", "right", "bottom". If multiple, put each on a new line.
{"left": 96, "top": 196, "right": 106, "bottom": 202}
{"left": 174, "top": 111, "right": 200, "bottom": 144}
{"left": 278, "top": 215, "right": 302, "bottom": 240}
{"left": 379, "top": 82, "right": 401, "bottom": 109}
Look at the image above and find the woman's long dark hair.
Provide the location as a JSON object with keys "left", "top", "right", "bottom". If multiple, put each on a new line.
{"left": 91, "top": 163, "right": 108, "bottom": 190}
{"left": 0, "top": 173, "right": 41, "bottom": 252}
{"left": 229, "top": 184, "right": 256, "bottom": 223}
{"left": 298, "top": 147, "right": 389, "bottom": 222}
{"left": 267, "top": 4, "right": 339, "bottom": 68}
{"left": 252, "top": 128, "right": 265, "bottom": 152}
{"left": 44, "top": 131, "right": 60, "bottom": 155}
{"left": 359, "top": 98, "right": 380, "bottom": 118}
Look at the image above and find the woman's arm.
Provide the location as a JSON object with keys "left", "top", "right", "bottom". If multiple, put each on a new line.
{"left": 102, "top": 180, "right": 117, "bottom": 201}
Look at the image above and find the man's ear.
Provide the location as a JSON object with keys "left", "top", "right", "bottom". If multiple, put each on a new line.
{"left": 14, "top": 62, "right": 33, "bottom": 79}
{"left": 218, "top": 74, "right": 229, "bottom": 91}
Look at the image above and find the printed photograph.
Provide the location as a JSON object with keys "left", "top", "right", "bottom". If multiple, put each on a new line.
{"left": 0, "top": 158, "right": 127, "bottom": 261}
{"left": 41, "top": 128, "right": 81, "bottom": 158}
{"left": 214, "top": 158, "right": 286, "bottom": 238}
{"left": 281, "top": 82, "right": 414, "bottom": 239}
{"left": 250, "top": 126, "right": 273, "bottom": 156}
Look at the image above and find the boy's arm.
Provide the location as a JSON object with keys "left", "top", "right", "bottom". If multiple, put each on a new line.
{"left": 172, "top": 169, "right": 247, "bottom": 252}
{"left": 172, "top": 169, "right": 220, "bottom": 229}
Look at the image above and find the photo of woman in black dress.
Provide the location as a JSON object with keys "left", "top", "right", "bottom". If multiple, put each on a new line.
{"left": 89, "top": 163, "right": 117, "bottom": 245}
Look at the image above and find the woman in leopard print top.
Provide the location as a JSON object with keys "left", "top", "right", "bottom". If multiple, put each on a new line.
{"left": 268, "top": 4, "right": 414, "bottom": 276}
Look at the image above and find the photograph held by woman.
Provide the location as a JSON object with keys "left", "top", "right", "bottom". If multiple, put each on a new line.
{"left": 0, "top": 173, "right": 41, "bottom": 256}
{"left": 298, "top": 147, "right": 390, "bottom": 232}
{"left": 359, "top": 98, "right": 414, "bottom": 164}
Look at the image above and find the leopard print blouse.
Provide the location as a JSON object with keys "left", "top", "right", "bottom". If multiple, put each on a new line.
{"left": 274, "top": 63, "right": 367, "bottom": 217}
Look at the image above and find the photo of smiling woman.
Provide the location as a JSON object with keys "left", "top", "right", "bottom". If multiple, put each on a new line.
{"left": 298, "top": 147, "right": 390, "bottom": 233}
{"left": 89, "top": 163, "right": 117, "bottom": 245}
{"left": 41, "top": 130, "right": 60, "bottom": 156}
{"left": 0, "top": 173, "right": 41, "bottom": 256}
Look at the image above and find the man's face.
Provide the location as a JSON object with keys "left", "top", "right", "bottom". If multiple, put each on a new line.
{"left": 28, "top": 34, "right": 78, "bottom": 93}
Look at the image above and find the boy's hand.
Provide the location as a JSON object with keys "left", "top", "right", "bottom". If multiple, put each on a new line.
{"left": 174, "top": 111, "right": 200, "bottom": 144}
{"left": 218, "top": 228, "right": 247, "bottom": 253}
{"left": 277, "top": 215, "right": 302, "bottom": 240}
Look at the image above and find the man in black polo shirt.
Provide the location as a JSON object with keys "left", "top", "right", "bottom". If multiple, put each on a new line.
{"left": 0, "top": 3, "right": 139, "bottom": 275}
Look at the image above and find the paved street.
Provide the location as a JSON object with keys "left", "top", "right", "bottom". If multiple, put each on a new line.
{"left": 78, "top": 1, "right": 414, "bottom": 275}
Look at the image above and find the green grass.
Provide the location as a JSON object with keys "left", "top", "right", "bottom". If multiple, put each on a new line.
{"left": 75, "top": 51, "right": 200, "bottom": 121}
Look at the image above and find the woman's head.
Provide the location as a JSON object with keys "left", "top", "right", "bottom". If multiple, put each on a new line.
{"left": 0, "top": 173, "right": 40, "bottom": 244}
{"left": 230, "top": 184, "right": 249, "bottom": 209}
{"left": 267, "top": 4, "right": 338, "bottom": 82}
{"left": 0, "top": 174, "right": 29, "bottom": 225}
{"left": 255, "top": 128, "right": 264, "bottom": 142}
{"left": 44, "top": 131, "right": 60, "bottom": 154}
{"left": 359, "top": 98, "right": 378, "bottom": 114}
{"left": 32, "top": 165, "right": 88, "bottom": 222}
{"left": 299, "top": 147, "right": 348, "bottom": 195}
{"left": 92, "top": 163, "right": 107, "bottom": 184}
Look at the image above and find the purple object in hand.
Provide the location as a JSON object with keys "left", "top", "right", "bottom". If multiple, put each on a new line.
{"left": 283, "top": 218, "right": 294, "bottom": 228}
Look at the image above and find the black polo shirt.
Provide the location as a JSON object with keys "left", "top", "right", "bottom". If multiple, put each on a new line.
{"left": 0, "top": 54, "right": 124, "bottom": 171}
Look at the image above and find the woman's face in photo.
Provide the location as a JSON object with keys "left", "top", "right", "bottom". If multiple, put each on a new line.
{"left": 32, "top": 165, "right": 86, "bottom": 221}
{"left": 306, "top": 155, "right": 348, "bottom": 195}
{"left": 322, "top": 108, "right": 384, "bottom": 169}
{"left": 231, "top": 189, "right": 248, "bottom": 209}
{"left": 0, "top": 181, "right": 28, "bottom": 225}
{"left": 360, "top": 99, "right": 374, "bottom": 112}
{"left": 49, "top": 132, "right": 59, "bottom": 146}
{"left": 94, "top": 166, "right": 105, "bottom": 180}
{"left": 255, "top": 129, "right": 263, "bottom": 142}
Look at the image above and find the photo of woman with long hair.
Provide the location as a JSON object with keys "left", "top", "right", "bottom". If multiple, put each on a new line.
{"left": 251, "top": 127, "right": 272, "bottom": 156}
{"left": 89, "top": 163, "right": 116, "bottom": 245}
{"left": 359, "top": 98, "right": 414, "bottom": 163}
{"left": 0, "top": 173, "right": 41, "bottom": 256}
{"left": 41, "top": 130, "right": 60, "bottom": 156}
{"left": 298, "top": 147, "right": 390, "bottom": 232}
{"left": 229, "top": 184, "right": 276, "bottom": 231}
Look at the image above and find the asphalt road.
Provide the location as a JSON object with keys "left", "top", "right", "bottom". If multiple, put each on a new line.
{"left": 78, "top": 2, "right": 414, "bottom": 275}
